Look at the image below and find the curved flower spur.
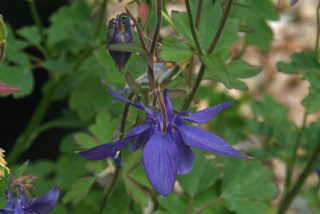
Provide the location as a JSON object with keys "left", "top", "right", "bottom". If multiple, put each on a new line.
{"left": 78, "top": 83, "right": 250, "bottom": 196}
{"left": 107, "top": 15, "right": 134, "bottom": 71}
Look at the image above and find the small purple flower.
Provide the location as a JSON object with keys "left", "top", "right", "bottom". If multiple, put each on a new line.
{"left": 78, "top": 83, "right": 249, "bottom": 196}
{"left": 290, "top": 0, "right": 298, "bottom": 6}
{"left": 107, "top": 15, "right": 134, "bottom": 71}
{"left": 0, "top": 185, "right": 60, "bottom": 214}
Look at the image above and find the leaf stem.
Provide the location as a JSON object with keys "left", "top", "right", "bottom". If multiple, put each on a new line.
{"left": 284, "top": 111, "right": 308, "bottom": 192}
{"left": 94, "top": 0, "right": 108, "bottom": 37}
{"left": 27, "top": 0, "right": 45, "bottom": 41}
{"left": 185, "top": 0, "right": 203, "bottom": 55}
{"left": 182, "top": 0, "right": 234, "bottom": 110}
{"left": 150, "top": 0, "right": 162, "bottom": 55}
{"left": 277, "top": 140, "right": 320, "bottom": 214}
{"left": 195, "top": 0, "right": 203, "bottom": 30}
{"left": 98, "top": 93, "right": 134, "bottom": 213}
{"left": 191, "top": 197, "right": 222, "bottom": 214}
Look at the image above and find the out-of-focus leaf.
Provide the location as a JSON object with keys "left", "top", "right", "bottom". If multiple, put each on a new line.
{"left": 277, "top": 52, "right": 320, "bottom": 74}
{"left": 123, "top": 176, "right": 148, "bottom": 206}
{"left": 62, "top": 177, "right": 96, "bottom": 204}
{"left": 43, "top": 59, "right": 73, "bottom": 73}
{"left": 251, "top": 94, "right": 288, "bottom": 121}
{"left": 231, "top": 0, "right": 278, "bottom": 51}
{"left": 74, "top": 132, "right": 101, "bottom": 149}
{"left": 302, "top": 71, "right": 320, "bottom": 113}
{"left": 166, "top": 88, "right": 186, "bottom": 100}
{"left": 160, "top": 37, "right": 193, "bottom": 62}
{"left": 126, "top": 72, "right": 143, "bottom": 95}
{"left": 14, "top": 160, "right": 29, "bottom": 178}
{"left": 89, "top": 111, "right": 118, "bottom": 142}
{"left": 0, "top": 65, "right": 33, "bottom": 98}
{"left": 179, "top": 155, "right": 220, "bottom": 197}
{"left": 158, "top": 193, "right": 188, "bottom": 213}
{"left": 17, "top": 26, "right": 41, "bottom": 44}
{"left": 69, "top": 74, "right": 112, "bottom": 121}
{"left": 201, "top": 54, "right": 231, "bottom": 88}
{"left": 171, "top": 11, "right": 195, "bottom": 48}
{"left": 227, "top": 60, "right": 261, "bottom": 90}
{"left": 0, "top": 14, "right": 7, "bottom": 41}
{"left": 222, "top": 159, "right": 277, "bottom": 214}
{"left": 103, "top": 181, "right": 131, "bottom": 213}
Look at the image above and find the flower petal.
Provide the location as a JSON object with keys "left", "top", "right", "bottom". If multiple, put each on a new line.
{"left": 4, "top": 188, "right": 14, "bottom": 209}
{"left": 143, "top": 130, "right": 179, "bottom": 196}
{"left": 184, "top": 101, "right": 234, "bottom": 124}
{"left": 78, "top": 124, "right": 149, "bottom": 160}
{"left": 24, "top": 185, "right": 60, "bottom": 214}
{"left": 102, "top": 81, "right": 143, "bottom": 110}
{"left": 0, "top": 82, "right": 20, "bottom": 94}
{"left": 170, "top": 130, "right": 195, "bottom": 174}
{"left": 179, "top": 125, "right": 248, "bottom": 158}
{"left": 164, "top": 89, "right": 174, "bottom": 123}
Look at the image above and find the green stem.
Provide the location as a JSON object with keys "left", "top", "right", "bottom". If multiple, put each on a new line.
{"left": 94, "top": 0, "right": 108, "bottom": 37}
{"left": 7, "top": 82, "right": 57, "bottom": 163}
{"left": 195, "top": 0, "right": 203, "bottom": 30}
{"left": 150, "top": 0, "right": 162, "bottom": 55}
{"left": 183, "top": 0, "right": 234, "bottom": 110}
{"left": 277, "top": 140, "right": 320, "bottom": 214}
{"left": 285, "top": 111, "right": 308, "bottom": 191}
{"left": 185, "top": 0, "right": 203, "bottom": 55}
{"left": 98, "top": 93, "right": 134, "bottom": 213}
{"left": 191, "top": 197, "right": 222, "bottom": 214}
{"left": 27, "top": 0, "right": 45, "bottom": 40}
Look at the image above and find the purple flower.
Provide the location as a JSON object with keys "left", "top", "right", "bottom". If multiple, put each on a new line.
{"left": 290, "top": 0, "right": 298, "bottom": 6}
{"left": 107, "top": 15, "right": 134, "bottom": 71}
{"left": 0, "top": 185, "right": 60, "bottom": 214}
{"left": 78, "top": 83, "right": 249, "bottom": 196}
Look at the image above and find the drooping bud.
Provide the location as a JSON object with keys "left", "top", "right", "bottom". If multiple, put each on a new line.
{"left": 0, "top": 81, "right": 20, "bottom": 94}
{"left": 0, "top": 14, "right": 7, "bottom": 64}
{"left": 138, "top": 3, "right": 148, "bottom": 27}
{"left": 107, "top": 15, "right": 134, "bottom": 71}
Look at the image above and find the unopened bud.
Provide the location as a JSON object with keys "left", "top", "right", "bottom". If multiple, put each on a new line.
{"left": 0, "top": 15, "right": 7, "bottom": 41}
{"left": 107, "top": 15, "right": 134, "bottom": 71}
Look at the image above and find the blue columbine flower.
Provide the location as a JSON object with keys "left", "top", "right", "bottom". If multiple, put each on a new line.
{"left": 78, "top": 83, "right": 249, "bottom": 196}
{"left": 0, "top": 185, "right": 59, "bottom": 214}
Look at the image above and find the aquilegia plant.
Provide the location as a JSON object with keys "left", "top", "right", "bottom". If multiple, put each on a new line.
{"left": 78, "top": 82, "right": 249, "bottom": 196}
{"left": 0, "top": 185, "right": 59, "bottom": 214}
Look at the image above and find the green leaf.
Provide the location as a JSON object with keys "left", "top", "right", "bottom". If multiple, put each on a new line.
{"left": 251, "top": 94, "right": 288, "bottom": 121}
{"left": 160, "top": 37, "right": 193, "bottom": 62}
{"left": 103, "top": 181, "right": 131, "bottom": 213}
{"left": 178, "top": 155, "right": 220, "bottom": 197}
{"left": 222, "top": 159, "right": 277, "bottom": 214}
{"left": 227, "top": 60, "right": 261, "bottom": 90}
{"left": 0, "top": 65, "right": 34, "bottom": 98}
{"left": 123, "top": 177, "right": 148, "bottom": 206}
{"left": 201, "top": 54, "right": 232, "bottom": 88}
{"left": 62, "top": 176, "right": 96, "bottom": 204}
{"left": 0, "top": 14, "right": 7, "bottom": 41}
{"left": 166, "top": 88, "right": 186, "bottom": 100}
{"left": 14, "top": 160, "right": 29, "bottom": 178}
{"left": 302, "top": 86, "right": 320, "bottom": 113}
{"left": 69, "top": 74, "right": 112, "bottom": 121}
{"left": 158, "top": 193, "right": 188, "bottom": 213}
{"left": 89, "top": 111, "right": 118, "bottom": 142}
{"left": 74, "top": 132, "right": 101, "bottom": 149}
{"left": 125, "top": 72, "right": 144, "bottom": 95}
{"left": 17, "top": 26, "right": 41, "bottom": 44}
{"left": 171, "top": 11, "right": 195, "bottom": 48}
{"left": 43, "top": 59, "right": 73, "bottom": 73}
{"left": 277, "top": 52, "right": 320, "bottom": 74}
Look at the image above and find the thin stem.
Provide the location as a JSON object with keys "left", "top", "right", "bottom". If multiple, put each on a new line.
{"left": 207, "top": 0, "right": 234, "bottom": 54}
{"left": 188, "top": 56, "right": 195, "bottom": 88}
{"left": 27, "top": 0, "right": 45, "bottom": 40}
{"left": 150, "top": 0, "right": 162, "bottom": 55}
{"left": 315, "top": 0, "right": 320, "bottom": 57}
{"left": 195, "top": 0, "right": 203, "bottom": 30}
{"left": 285, "top": 111, "right": 308, "bottom": 191}
{"left": 23, "top": 52, "right": 43, "bottom": 64}
{"left": 98, "top": 93, "right": 134, "bottom": 213}
{"left": 156, "top": 89, "right": 167, "bottom": 133}
{"left": 182, "top": 0, "right": 234, "bottom": 110}
{"left": 277, "top": 140, "right": 320, "bottom": 214}
{"left": 125, "top": 8, "right": 148, "bottom": 52}
{"left": 188, "top": 196, "right": 194, "bottom": 214}
{"left": 185, "top": 0, "right": 203, "bottom": 55}
{"left": 7, "top": 82, "right": 57, "bottom": 163}
{"left": 94, "top": 0, "right": 108, "bottom": 37}
{"left": 191, "top": 197, "right": 222, "bottom": 214}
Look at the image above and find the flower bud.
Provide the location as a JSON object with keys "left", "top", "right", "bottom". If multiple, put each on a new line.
{"left": 0, "top": 15, "right": 7, "bottom": 64}
{"left": 107, "top": 15, "right": 134, "bottom": 71}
